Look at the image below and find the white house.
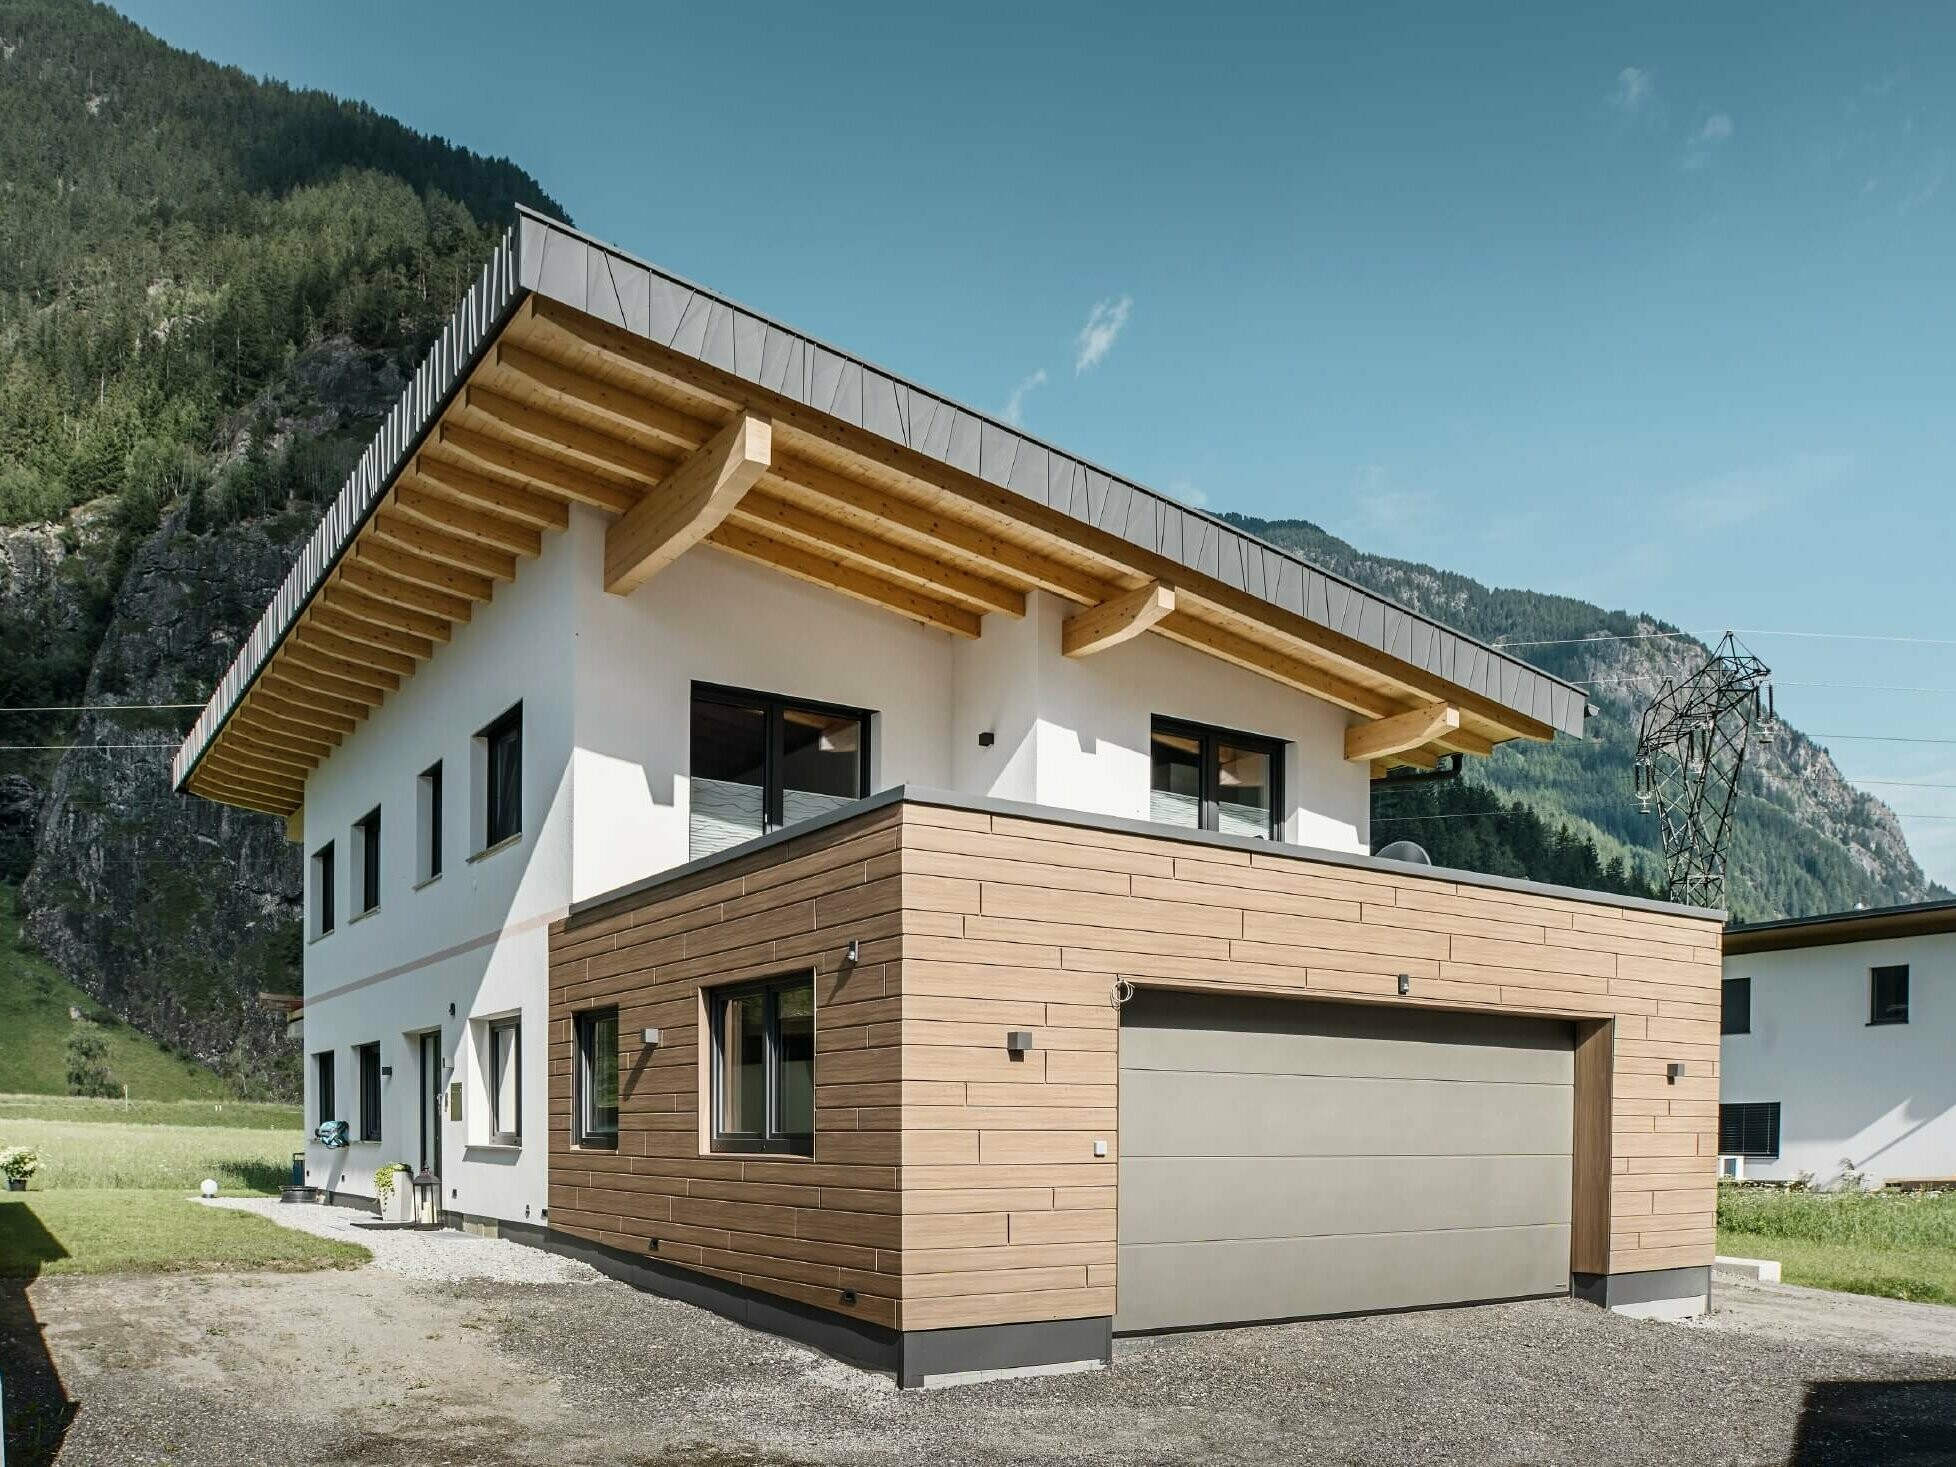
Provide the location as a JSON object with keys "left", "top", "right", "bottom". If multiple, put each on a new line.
{"left": 1721, "top": 900, "right": 1956, "bottom": 1186}
{"left": 172, "top": 211, "right": 1724, "bottom": 1382}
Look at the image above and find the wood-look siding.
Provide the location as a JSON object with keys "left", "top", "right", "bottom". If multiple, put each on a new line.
{"left": 549, "top": 797, "right": 1724, "bottom": 1335}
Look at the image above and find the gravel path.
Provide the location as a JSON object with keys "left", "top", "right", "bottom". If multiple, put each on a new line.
{"left": 199, "top": 1196, "right": 600, "bottom": 1284}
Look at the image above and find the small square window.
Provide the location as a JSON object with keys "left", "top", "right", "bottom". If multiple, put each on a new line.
{"left": 352, "top": 808, "right": 381, "bottom": 916}
{"left": 1870, "top": 965, "right": 1910, "bottom": 1026}
{"left": 487, "top": 1017, "right": 521, "bottom": 1144}
{"left": 574, "top": 1010, "right": 619, "bottom": 1149}
{"left": 1718, "top": 1101, "right": 1780, "bottom": 1159}
{"left": 1721, "top": 977, "right": 1751, "bottom": 1035}
{"left": 356, "top": 1042, "right": 382, "bottom": 1143}
{"left": 418, "top": 762, "right": 443, "bottom": 884}
{"left": 311, "top": 841, "right": 336, "bottom": 938}
{"left": 710, "top": 974, "right": 814, "bottom": 1156}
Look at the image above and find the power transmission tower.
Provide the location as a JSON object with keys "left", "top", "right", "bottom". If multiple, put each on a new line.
{"left": 1633, "top": 633, "right": 1774, "bottom": 908}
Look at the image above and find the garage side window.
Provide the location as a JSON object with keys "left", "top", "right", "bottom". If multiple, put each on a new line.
{"left": 710, "top": 974, "right": 814, "bottom": 1155}
{"left": 1149, "top": 717, "right": 1283, "bottom": 839}
{"left": 1718, "top": 1101, "right": 1780, "bottom": 1159}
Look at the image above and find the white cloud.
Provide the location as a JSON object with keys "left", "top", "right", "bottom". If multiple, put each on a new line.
{"left": 1002, "top": 368, "right": 1046, "bottom": 426}
{"left": 1683, "top": 113, "right": 1733, "bottom": 169}
{"left": 1073, "top": 295, "right": 1132, "bottom": 374}
{"left": 1609, "top": 66, "right": 1654, "bottom": 115}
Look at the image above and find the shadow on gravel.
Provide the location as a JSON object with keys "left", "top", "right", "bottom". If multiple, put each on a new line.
{"left": 0, "top": 1200, "right": 76, "bottom": 1467}
{"left": 1791, "top": 1379, "right": 1956, "bottom": 1465}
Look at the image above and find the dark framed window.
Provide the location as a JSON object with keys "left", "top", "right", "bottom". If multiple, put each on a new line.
{"left": 311, "top": 841, "right": 336, "bottom": 937}
{"left": 1149, "top": 717, "right": 1284, "bottom": 840}
{"left": 1718, "top": 1101, "right": 1781, "bottom": 1159}
{"left": 710, "top": 974, "right": 814, "bottom": 1156}
{"left": 356, "top": 1043, "right": 382, "bottom": 1142}
{"left": 574, "top": 1009, "right": 620, "bottom": 1148}
{"left": 689, "top": 685, "right": 871, "bottom": 859}
{"left": 314, "top": 1051, "right": 336, "bottom": 1126}
{"left": 419, "top": 762, "right": 443, "bottom": 883}
{"left": 354, "top": 807, "right": 381, "bottom": 915}
{"left": 1721, "top": 976, "right": 1751, "bottom": 1035}
{"left": 1870, "top": 965, "right": 1910, "bottom": 1026}
{"left": 481, "top": 704, "right": 522, "bottom": 849}
{"left": 488, "top": 1017, "right": 521, "bottom": 1143}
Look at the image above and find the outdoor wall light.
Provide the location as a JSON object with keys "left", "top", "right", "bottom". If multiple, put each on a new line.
{"left": 1006, "top": 1030, "right": 1035, "bottom": 1055}
{"left": 380, "top": 1065, "right": 393, "bottom": 1079}
{"left": 641, "top": 1027, "right": 663, "bottom": 1048}
{"left": 1667, "top": 1062, "right": 1687, "bottom": 1084}
{"left": 448, "top": 1002, "right": 457, "bottom": 1018}
{"left": 977, "top": 730, "right": 995, "bottom": 748}
{"left": 1397, "top": 973, "right": 1412, "bottom": 996}
{"left": 845, "top": 938, "right": 860, "bottom": 965}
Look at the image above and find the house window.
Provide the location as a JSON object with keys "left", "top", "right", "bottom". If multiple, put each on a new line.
{"left": 1718, "top": 1101, "right": 1781, "bottom": 1159}
{"left": 574, "top": 1010, "right": 619, "bottom": 1148}
{"left": 689, "top": 685, "right": 871, "bottom": 859}
{"left": 1721, "top": 976, "right": 1751, "bottom": 1035}
{"left": 311, "top": 841, "right": 336, "bottom": 937}
{"left": 1870, "top": 965, "right": 1910, "bottom": 1026}
{"left": 488, "top": 1017, "right": 521, "bottom": 1144}
{"left": 710, "top": 974, "right": 814, "bottom": 1155}
{"left": 476, "top": 704, "right": 522, "bottom": 851}
{"left": 314, "top": 1051, "right": 336, "bottom": 1126}
{"left": 1149, "top": 717, "right": 1283, "bottom": 839}
{"left": 352, "top": 808, "right": 381, "bottom": 916}
{"left": 418, "top": 762, "right": 443, "bottom": 884}
{"left": 356, "top": 1043, "right": 382, "bottom": 1143}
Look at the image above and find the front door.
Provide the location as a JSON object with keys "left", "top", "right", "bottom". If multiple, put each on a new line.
{"left": 418, "top": 1031, "right": 443, "bottom": 1178}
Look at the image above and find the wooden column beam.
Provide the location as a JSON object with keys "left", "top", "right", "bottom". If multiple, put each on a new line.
{"left": 1062, "top": 581, "right": 1175, "bottom": 658}
{"left": 605, "top": 411, "right": 773, "bottom": 595}
{"left": 1345, "top": 702, "right": 1461, "bottom": 763}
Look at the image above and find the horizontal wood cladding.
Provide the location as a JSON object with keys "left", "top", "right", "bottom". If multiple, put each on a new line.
{"left": 890, "top": 801, "right": 1725, "bottom": 1325}
{"left": 550, "top": 798, "right": 1723, "bottom": 1337}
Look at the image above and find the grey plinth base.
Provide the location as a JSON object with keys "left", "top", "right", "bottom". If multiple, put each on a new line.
{"left": 1572, "top": 1266, "right": 1711, "bottom": 1320}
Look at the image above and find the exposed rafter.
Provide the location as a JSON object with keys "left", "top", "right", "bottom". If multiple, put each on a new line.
{"left": 1063, "top": 581, "right": 1175, "bottom": 658}
{"left": 1345, "top": 703, "right": 1461, "bottom": 764}
{"left": 605, "top": 411, "right": 773, "bottom": 595}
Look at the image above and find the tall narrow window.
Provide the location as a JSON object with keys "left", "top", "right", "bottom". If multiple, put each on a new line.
{"left": 418, "top": 762, "right": 443, "bottom": 884}
{"left": 1149, "top": 718, "right": 1283, "bottom": 839}
{"left": 352, "top": 808, "right": 381, "bottom": 916}
{"left": 488, "top": 1017, "right": 521, "bottom": 1144}
{"left": 314, "top": 1051, "right": 336, "bottom": 1126}
{"left": 1718, "top": 1101, "right": 1781, "bottom": 1159}
{"left": 311, "top": 841, "right": 336, "bottom": 937}
{"left": 478, "top": 704, "right": 522, "bottom": 851}
{"left": 1721, "top": 976, "right": 1751, "bottom": 1035}
{"left": 1870, "top": 965, "right": 1910, "bottom": 1026}
{"left": 574, "top": 1009, "right": 619, "bottom": 1148}
{"left": 689, "top": 686, "right": 871, "bottom": 858}
{"left": 710, "top": 974, "right": 815, "bottom": 1155}
{"left": 356, "top": 1043, "right": 382, "bottom": 1143}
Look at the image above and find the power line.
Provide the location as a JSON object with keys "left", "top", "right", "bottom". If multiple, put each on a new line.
{"left": 0, "top": 703, "right": 203, "bottom": 713}
{"left": 1574, "top": 677, "right": 1956, "bottom": 694}
{"left": 1496, "top": 628, "right": 1956, "bottom": 651}
{"left": 1808, "top": 733, "right": 1956, "bottom": 746}
{"left": 0, "top": 744, "right": 177, "bottom": 753}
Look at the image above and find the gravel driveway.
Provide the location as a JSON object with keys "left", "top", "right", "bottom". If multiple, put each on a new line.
{"left": 8, "top": 1221, "right": 1956, "bottom": 1466}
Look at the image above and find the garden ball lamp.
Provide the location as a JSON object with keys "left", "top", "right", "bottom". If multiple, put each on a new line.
{"left": 200, "top": 1178, "right": 219, "bottom": 1198}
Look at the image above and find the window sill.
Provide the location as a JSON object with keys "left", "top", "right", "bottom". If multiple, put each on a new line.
{"left": 308, "top": 930, "right": 334, "bottom": 945}
{"left": 413, "top": 873, "right": 443, "bottom": 892}
{"left": 1867, "top": 1019, "right": 1910, "bottom": 1027}
{"left": 350, "top": 906, "right": 381, "bottom": 925}
{"left": 467, "top": 1139, "right": 523, "bottom": 1152}
{"left": 706, "top": 1143, "right": 814, "bottom": 1160}
{"left": 468, "top": 833, "right": 522, "bottom": 865}
{"left": 572, "top": 1138, "right": 618, "bottom": 1152}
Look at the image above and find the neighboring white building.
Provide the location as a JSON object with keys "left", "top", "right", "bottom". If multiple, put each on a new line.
{"left": 1721, "top": 900, "right": 1956, "bottom": 1186}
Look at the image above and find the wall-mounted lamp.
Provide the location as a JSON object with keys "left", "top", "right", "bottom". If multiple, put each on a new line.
{"left": 1666, "top": 1062, "right": 1687, "bottom": 1084}
{"left": 1006, "top": 1030, "right": 1035, "bottom": 1056}
{"left": 1397, "top": 973, "right": 1412, "bottom": 996}
{"left": 380, "top": 1065, "right": 393, "bottom": 1079}
{"left": 977, "top": 730, "right": 995, "bottom": 748}
{"left": 845, "top": 938, "right": 860, "bottom": 965}
{"left": 448, "top": 1002, "right": 456, "bottom": 1018}
{"left": 642, "top": 1027, "right": 663, "bottom": 1048}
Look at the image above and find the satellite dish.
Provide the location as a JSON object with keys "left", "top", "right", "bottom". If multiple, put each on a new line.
{"left": 1376, "top": 840, "right": 1432, "bottom": 865}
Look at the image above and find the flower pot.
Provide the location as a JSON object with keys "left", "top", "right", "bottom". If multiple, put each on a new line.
{"left": 6, "top": 1179, "right": 26, "bottom": 1192}
{"left": 378, "top": 1173, "right": 415, "bottom": 1223}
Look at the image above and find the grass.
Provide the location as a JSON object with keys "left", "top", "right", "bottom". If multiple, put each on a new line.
{"left": 0, "top": 1094, "right": 300, "bottom": 1131}
{"left": 0, "top": 1191, "right": 367, "bottom": 1277}
{"left": 0, "top": 886, "right": 241, "bottom": 1101}
{"left": 1718, "top": 1183, "right": 1956, "bottom": 1305}
{"left": 0, "top": 1117, "right": 297, "bottom": 1194}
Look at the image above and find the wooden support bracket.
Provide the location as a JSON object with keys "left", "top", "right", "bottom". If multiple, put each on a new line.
{"left": 605, "top": 411, "right": 773, "bottom": 595}
{"left": 1062, "top": 581, "right": 1176, "bottom": 658}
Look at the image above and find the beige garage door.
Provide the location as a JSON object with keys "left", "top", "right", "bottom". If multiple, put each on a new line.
{"left": 1117, "top": 990, "right": 1574, "bottom": 1332}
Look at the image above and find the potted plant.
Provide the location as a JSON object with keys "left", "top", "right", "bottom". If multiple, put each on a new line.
{"left": 374, "top": 1161, "right": 414, "bottom": 1222}
{"left": 1, "top": 1147, "right": 42, "bottom": 1192}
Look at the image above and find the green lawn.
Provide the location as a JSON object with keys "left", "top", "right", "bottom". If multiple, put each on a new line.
{"left": 1718, "top": 1184, "right": 1956, "bottom": 1305}
{"left": 0, "top": 887, "right": 242, "bottom": 1101}
{"left": 0, "top": 1117, "right": 298, "bottom": 1194}
{"left": 0, "top": 1190, "right": 366, "bottom": 1277}
{"left": 0, "top": 1094, "right": 300, "bottom": 1131}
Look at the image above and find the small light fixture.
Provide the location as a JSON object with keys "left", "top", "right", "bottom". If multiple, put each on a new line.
{"left": 380, "top": 1065, "right": 393, "bottom": 1079}
{"left": 647, "top": 1237, "right": 660, "bottom": 1252}
{"left": 448, "top": 1002, "right": 456, "bottom": 1018}
{"left": 642, "top": 1027, "right": 662, "bottom": 1048}
{"left": 977, "top": 731, "right": 995, "bottom": 748}
{"left": 1397, "top": 973, "right": 1411, "bottom": 996}
{"left": 840, "top": 1289, "right": 858, "bottom": 1305}
{"left": 1667, "top": 1062, "right": 1687, "bottom": 1084}
{"left": 1006, "top": 1030, "right": 1035, "bottom": 1055}
{"left": 845, "top": 938, "right": 860, "bottom": 965}
{"left": 411, "top": 1169, "right": 441, "bottom": 1225}
{"left": 1093, "top": 1139, "right": 1108, "bottom": 1158}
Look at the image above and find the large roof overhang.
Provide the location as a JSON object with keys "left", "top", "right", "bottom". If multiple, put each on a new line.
{"left": 1724, "top": 898, "right": 1956, "bottom": 955}
{"left": 173, "top": 210, "right": 1587, "bottom": 817}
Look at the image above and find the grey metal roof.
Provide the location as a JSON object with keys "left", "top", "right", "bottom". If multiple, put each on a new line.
{"left": 1724, "top": 897, "right": 1956, "bottom": 952}
{"left": 174, "top": 210, "right": 1586, "bottom": 795}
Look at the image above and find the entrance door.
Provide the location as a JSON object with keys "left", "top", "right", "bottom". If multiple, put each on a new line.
{"left": 418, "top": 1031, "right": 443, "bottom": 1177}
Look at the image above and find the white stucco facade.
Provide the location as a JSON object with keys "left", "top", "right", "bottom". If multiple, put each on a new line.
{"left": 1721, "top": 929, "right": 1956, "bottom": 1185}
{"left": 299, "top": 507, "right": 1375, "bottom": 1222}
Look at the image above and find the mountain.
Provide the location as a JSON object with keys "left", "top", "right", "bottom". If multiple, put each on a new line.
{"left": 0, "top": 1, "right": 1941, "bottom": 1097}
{"left": 1227, "top": 513, "right": 1949, "bottom": 922}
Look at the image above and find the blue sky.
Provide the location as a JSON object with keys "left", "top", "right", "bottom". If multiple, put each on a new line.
{"left": 119, "top": 2, "right": 1956, "bottom": 886}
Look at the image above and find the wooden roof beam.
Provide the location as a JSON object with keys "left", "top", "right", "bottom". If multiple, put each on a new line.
{"left": 250, "top": 689, "right": 358, "bottom": 737}
{"left": 705, "top": 521, "right": 981, "bottom": 638}
{"left": 408, "top": 458, "right": 570, "bottom": 530}
{"left": 1345, "top": 703, "right": 1461, "bottom": 764}
{"left": 277, "top": 643, "right": 396, "bottom": 702}
{"left": 1154, "top": 613, "right": 1398, "bottom": 720}
{"left": 371, "top": 510, "right": 519, "bottom": 581}
{"left": 605, "top": 411, "right": 773, "bottom": 596}
{"left": 493, "top": 342, "right": 716, "bottom": 453}
{"left": 462, "top": 386, "right": 674, "bottom": 485}
{"left": 1063, "top": 581, "right": 1175, "bottom": 658}
{"left": 330, "top": 572, "right": 462, "bottom": 638}
{"left": 294, "top": 623, "right": 419, "bottom": 678}
{"left": 433, "top": 425, "right": 638, "bottom": 515}
{"left": 350, "top": 538, "right": 495, "bottom": 603}
{"left": 392, "top": 483, "right": 546, "bottom": 557}
{"left": 259, "top": 672, "right": 370, "bottom": 724}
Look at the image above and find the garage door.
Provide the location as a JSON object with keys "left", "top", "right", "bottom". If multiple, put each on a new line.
{"left": 1117, "top": 990, "right": 1574, "bottom": 1332}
